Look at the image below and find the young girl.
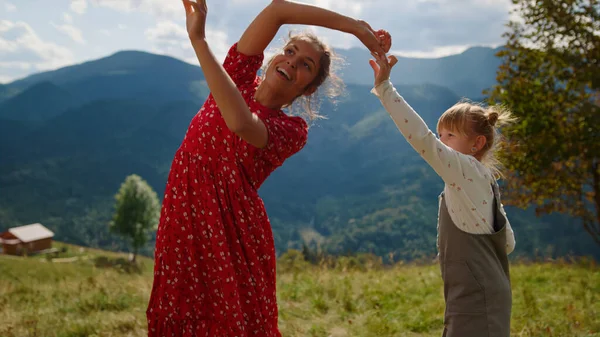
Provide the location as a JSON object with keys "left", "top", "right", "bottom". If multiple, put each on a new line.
{"left": 146, "top": 0, "right": 389, "bottom": 335}
{"left": 369, "top": 52, "right": 516, "bottom": 337}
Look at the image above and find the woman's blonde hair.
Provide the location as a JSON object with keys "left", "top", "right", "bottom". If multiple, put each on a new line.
{"left": 262, "top": 31, "right": 345, "bottom": 122}
{"left": 437, "top": 99, "right": 517, "bottom": 178}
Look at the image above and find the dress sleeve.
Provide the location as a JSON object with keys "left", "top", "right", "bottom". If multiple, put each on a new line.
{"left": 222, "top": 43, "right": 265, "bottom": 87}
{"left": 258, "top": 115, "right": 309, "bottom": 167}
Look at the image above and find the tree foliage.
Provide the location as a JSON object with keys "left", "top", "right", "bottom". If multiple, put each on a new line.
{"left": 488, "top": 0, "right": 600, "bottom": 243}
{"left": 110, "top": 174, "right": 160, "bottom": 261}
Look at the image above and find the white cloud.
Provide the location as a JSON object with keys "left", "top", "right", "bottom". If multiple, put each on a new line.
{"left": 145, "top": 20, "right": 230, "bottom": 64}
{"left": 0, "top": 61, "right": 32, "bottom": 70}
{"left": 0, "top": 75, "right": 13, "bottom": 84}
{"left": 204, "top": 30, "right": 230, "bottom": 63}
{"left": 5, "top": 2, "right": 16, "bottom": 12}
{"left": 348, "top": 0, "right": 512, "bottom": 53}
{"left": 308, "top": 0, "right": 363, "bottom": 17}
{"left": 90, "top": 0, "right": 180, "bottom": 19}
{"left": 51, "top": 22, "right": 86, "bottom": 44}
{"left": 0, "top": 20, "right": 74, "bottom": 82}
{"left": 0, "top": 0, "right": 516, "bottom": 82}
{"left": 145, "top": 20, "right": 186, "bottom": 38}
{"left": 144, "top": 20, "right": 194, "bottom": 63}
{"left": 70, "top": 0, "right": 87, "bottom": 14}
{"left": 90, "top": 0, "right": 133, "bottom": 12}
{"left": 394, "top": 45, "right": 472, "bottom": 58}
{"left": 84, "top": 0, "right": 513, "bottom": 60}
{"left": 63, "top": 13, "right": 73, "bottom": 24}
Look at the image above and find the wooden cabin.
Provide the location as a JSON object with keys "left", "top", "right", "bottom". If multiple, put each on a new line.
{"left": 0, "top": 223, "right": 54, "bottom": 256}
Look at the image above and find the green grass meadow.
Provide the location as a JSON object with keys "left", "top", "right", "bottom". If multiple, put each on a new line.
{"left": 0, "top": 243, "right": 598, "bottom": 337}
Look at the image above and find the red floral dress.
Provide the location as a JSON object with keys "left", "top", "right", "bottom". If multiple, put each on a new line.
{"left": 146, "top": 43, "right": 308, "bottom": 337}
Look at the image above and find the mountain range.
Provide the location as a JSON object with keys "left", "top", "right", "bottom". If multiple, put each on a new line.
{"left": 0, "top": 44, "right": 597, "bottom": 260}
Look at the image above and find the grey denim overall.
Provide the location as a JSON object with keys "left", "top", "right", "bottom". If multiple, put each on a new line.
{"left": 437, "top": 181, "right": 512, "bottom": 337}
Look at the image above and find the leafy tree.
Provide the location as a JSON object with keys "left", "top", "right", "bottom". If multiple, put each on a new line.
{"left": 110, "top": 174, "right": 160, "bottom": 261}
{"left": 488, "top": 0, "right": 600, "bottom": 243}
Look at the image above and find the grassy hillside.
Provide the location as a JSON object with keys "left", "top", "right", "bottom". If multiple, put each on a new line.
{"left": 0, "top": 243, "right": 598, "bottom": 337}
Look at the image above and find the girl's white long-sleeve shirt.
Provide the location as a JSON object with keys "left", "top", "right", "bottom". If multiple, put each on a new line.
{"left": 371, "top": 80, "right": 515, "bottom": 254}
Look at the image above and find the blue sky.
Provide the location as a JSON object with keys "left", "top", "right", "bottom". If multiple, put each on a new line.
{"left": 0, "top": 0, "right": 513, "bottom": 83}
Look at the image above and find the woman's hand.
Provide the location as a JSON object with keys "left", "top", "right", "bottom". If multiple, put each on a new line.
{"left": 354, "top": 20, "right": 386, "bottom": 55}
{"left": 183, "top": 0, "right": 208, "bottom": 41}
{"left": 369, "top": 51, "right": 398, "bottom": 87}
{"left": 375, "top": 29, "right": 392, "bottom": 53}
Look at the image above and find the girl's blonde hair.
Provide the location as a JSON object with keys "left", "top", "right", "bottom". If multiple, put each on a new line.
{"left": 437, "top": 99, "right": 517, "bottom": 178}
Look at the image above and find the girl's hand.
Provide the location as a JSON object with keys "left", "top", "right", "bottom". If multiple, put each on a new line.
{"left": 355, "top": 20, "right": 386, "bottom": 56}
{"left": 369, "top": 51, "right": 398, "bottom": 87}
{"left": 183, "top": 0, "right": 207, "bottom": 41}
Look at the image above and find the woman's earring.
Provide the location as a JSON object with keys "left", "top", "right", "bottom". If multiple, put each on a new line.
{"left": 471, "top": 147, "right": 477, "bottom": 153}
